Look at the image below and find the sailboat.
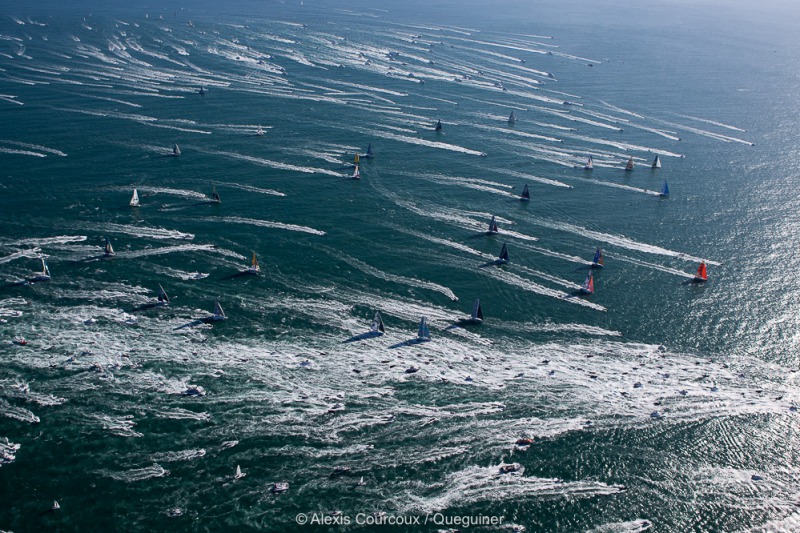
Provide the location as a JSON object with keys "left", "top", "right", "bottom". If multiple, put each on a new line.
{"left": 487, "top": 215, "right": 499, "bottom": 234}
{"left": 256, "top": 125, "right": 265, "bottom": 136}
{"left": 434, "top": 119, "right": 442, "bottom": 131}
{"left": 370, "top": 311, "right": 385, "bottom": 335}
{"left": 659, "top": 179, "right": 669, "bottom": 197}
{"left": 198, "top": 86, "right": 206, "bottom": 95}
{"left": 364, "top": 143, "right": 374, "bottom": 159}
{"left": 234, "top": 465, "right": 246, "bottom": 480}
{"left": 157, "top": 284, "right": 170, "bottom": 305}
{"left": 212, "top": 299, "right": 227, "bottom": 321}
{"left": 496, "top": 243, "right": 509, "bottom": 264}
{"left": 417, "top": 316, "right": 431, "bottom": 341}
{"left": 462, "top": 298, "right": 484, "bottom": 324}
{"left": 520, "top": 184, "right": 530, "bottom": 201}
{"left": 652, "top": 155, "right": 662, "bottom": 169}
{"left": 32, "top": 257, "right": 51, "bottom": 281}
{"left": 584, "top": 156, "right": 594, "bottom": 170}
{"left": 352, "top": 164, "right": 361, "bottom": 180}
{"left": 693, "top": 261, "right": 708, "bottom": 283}
{"left": 354, "top": 153, "right": 360, "bottom": 166}
{"left": 172, "top": 144, "right": 181, "bottom": 156}
{"left": 245, "top": 251, "right": 260, "bottom": 275}
{"left": 590, "top": 247, "right": 604, "bottom": 269}
{"left": 624, "top": 156, "right": 634, "bottom": 171}
{"left": 129, "top": 188, "right": 140, "bottom": 207}
{"left": 103, "top": 237, "right": 115, "bottom": 257}
{"left": 508, "top": 111, "right": 517, "bottom": 124}
{"left": 209, "top": 185, "right": 221, "bottom": 203}
{"left": 579, "top": 273, "right": 594, "bottom": 294}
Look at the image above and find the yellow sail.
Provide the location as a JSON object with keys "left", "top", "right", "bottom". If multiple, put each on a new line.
{"left": 251, "top": 252, "right": 258, "bottom": 268}
{"left": 354, "top": 153, "right": 360, "bottom": 164}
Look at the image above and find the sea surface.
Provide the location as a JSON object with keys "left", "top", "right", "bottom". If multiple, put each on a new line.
{"left": 1, "top": 0, "right": 799, "bottom": 531}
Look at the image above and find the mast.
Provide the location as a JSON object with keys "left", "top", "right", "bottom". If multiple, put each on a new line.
{"left": 157, "top": 284, "right": 170, "bottom": 304}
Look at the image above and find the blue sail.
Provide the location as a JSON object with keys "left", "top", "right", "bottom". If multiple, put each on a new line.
{"left": 592, "top": 248, "right": 603, "bottom": 266}
{"left": 660, "top": 180, "right": 669, "bottom": 196}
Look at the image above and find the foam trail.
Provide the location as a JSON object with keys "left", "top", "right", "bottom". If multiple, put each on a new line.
{"left": 351, "top": 127, "right": 486, "bottom": 157}
{"left": 87, "top": 223, "right": 194, "bottom": 240}
{"left": 203, "top": 149, "right": 342, "bottom": 176}
{"left": 675, "top": 113, "right": 746, "bottom": 132}
{"left": 15, "top": 235, "right": 87, "bottom": 246}
{"left": 0, "top": 148, "right": 45, "bottom": 157}
{"left": 565, "top": 176, "right": 662, "bottom": 196}
{"left": 490, "top": 268, "right": 606, "bottom": 311}
{"left": 610, "top": 253, "right": 695, "bottom": 278}
{"left": 323, "top": 247, "right": 458, "bottom": 301}
{"left": 124, "top": 243, "right": 221, "bottom": 259}
{"left": 136, "top": 187, "right": 208, "bottom": 201}
{"left": 529, "top": 217, "right": 720, "bottom": 265}
{"left": 103, "top": 464, "right": 169, "bottom": 482}
{"left": 496, "top": 169, "right": 572, "bottom": 189}
{"left": 0, "top": 248, "right": 40, "bottom": 264}
{"left": 223, "top": 183, "right": 286, "bottom": 197}
{"left": 0, "top": 140, "right": 64, "bottom": 156}
{"left": 209, "top": 216, "right": 326, "bottom": 236}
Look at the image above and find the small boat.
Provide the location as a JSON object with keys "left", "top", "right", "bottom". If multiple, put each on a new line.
{"left": 209, "top": 185, "right": 221, "bottom": 203}
{"left": 157, "top": 284, "right": 170, "bottom": 305}
{"left": 508, "top": 111, "right": 516, "bottom": 124}
{"left": 271, "top": 482, "right": 289, "bottom": 494}
{"left": 584, "top": 156, "right": 594, "bottom": 170}
{"left": 520, "top": 184, "right": 530, "bottom": 201}
{"left": 496, "top": 243, "right": 509, "bottom": 264}
{"left": 198, "top": 87, "right": 206, "bottom": 95}
{"left": 356, "top": 476, "right": 366, "bottom": 487}
{"left": 182, "top": 384, "right": 206, "bottom": 396}
{"left": 364, "top": 143, "right": 374, "bottom": 159}
{"left": 129, "top": 188, "right": 140, "bottom": 207}
{"left": 487, "top": 215, "right": 499, "bottom": 234}
{"left": 244, "top": 251, "right": 260, "bottom": 275}
{"left": 234, "top": 465, "right": 246, "bottom": 480}
{"left": 624, "top": 156, "right": 634, "bottom": 171}
{"left": 32, "top": 257, "right": 51, "bottom": 281}
{"left": 172, "top": 144, "right": 181, "bottom": 156}
{"left": 590, "top": 247, "right": 604, "bottom": 269}
{"left": 103, "top": 237, "right": 115, "bottom": 257}
{"left": 462, "top": 298, "right": 484, "bottom": 324}
{"left": 352, "top": 164, "right": 360, "bottom": 180}
{"left": 212, "top": 299, "right": 227, "bottom": 321}
{"left": 354, "top": 153, "right": 360, "bottom": 165}
{"left": 693, "top": 261, "right": 708, "bottom": 283}
{"left": 579, "top": 273, "right": 594, "bottom": 294}
{"left": 330, "top": 466, "right": 351, "bottom": 477}
{"left": 659, "top": 179, "right": 669, "bottom": 197}
{"left": 255, "top": 125, "right": 265, "bottom": 136}
{"left": 370, "top": 311, "right": 385, "bottom": 335}
{"left": 51, "top": 501, "right": 60, "bottom": 511}
{"left": 434, "top": 119, "right": 442, "bottom": 131}
{"left": 499, "top": 463, "right": 522, "bottom": 474}
{"left": 417, "top": 316, "right": 431, "bottom": 341}
{"left": 652, "top": 155, "right": 662, "bottom": 169}
{"left": 13, "top": 337, "right": 27, "bottom": 346}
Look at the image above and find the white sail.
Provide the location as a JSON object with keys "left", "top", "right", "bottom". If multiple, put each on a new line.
{"left": 370, "top": 311, "right": 385, "bottom": 334}
{"left": 104, "top": 237, "right": 115, "bottom": 256}
{"left": 129, "top": 188, "right": 140, "bottom": 207}
{"left": 173, "top": 144, "right": 180, "bottom": 156}
{"left": 157, "top": 284, "right": 169, "bottom": 304}
{"left": 652, "top": 155, "right": 662, "bottom": 169}
{"left": 256, "top": 126, "right": 265, "bottom": 136}
{"left": 213, "top": 299, "right": 226, "bottom": 320}
{"left": 584, "top": 156, "right": 593, "bottom": 170}
{"left": 352, "top": 165, "right": 360, "bottom": 180}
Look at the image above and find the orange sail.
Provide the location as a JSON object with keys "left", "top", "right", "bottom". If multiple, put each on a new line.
{"left": 695, "top": 262, "right": 708, "bottom": 281}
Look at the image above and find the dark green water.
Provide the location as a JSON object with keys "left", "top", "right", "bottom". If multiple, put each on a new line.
{"left": 1, "top": 0, "right": 800, "bottom": 531}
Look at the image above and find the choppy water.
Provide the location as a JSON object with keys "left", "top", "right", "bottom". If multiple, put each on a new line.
{"left": 2, "top": 0, "right": 800, "bottom": 531}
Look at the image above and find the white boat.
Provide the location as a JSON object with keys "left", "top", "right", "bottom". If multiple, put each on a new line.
{"left": 462, "top": 298, "right": 484, "bottom": 324}
{"left": 271, "top": 482, "right": 289, "bottom": 494}
{"left": 209, "top": 185, "right": 221, "bottom": 203}
{"left": 182, "top": 384, "right": 206, "bottom": 396}
{"left": 417, "top": 316, "right": 431, "bottom": 341}
{"left": 496, "top": 243, "right": 509, "bottom": 264}
{"left": 173, "top": 144, "right": 181, "bottom": 156}
{"left": 487, "top": 215, "right": 499, "bottom": 234}
{"left": 584, "top": 156, "right": 594, "bottom": 170}
{"left": 370, "top": 311, "right": 385, "bottom": 335}
{"left": 579, "top": 273, "right": 594, "bottom": 294}
{"left": 212, "top": 299, "right": 227, "bottom": 321}
{"left": 32, "top": 257, "right": 51, "bottom": 281}
{"left": 352, "top": 164, "right": 360, "bottom": 180}
{"left": 129, "top": 188, "right": 140, "bottom": 207}
{"left": 51, "top": 501, "right": 60, "bottom": 511}
{"left": 520, "top": 184, "right": 530, "bottom": 201}
{"left": 508, "top": 111, "right": 516, "bottom": 124}
{"left": 103, "top": 237, "right": 115, "bottom": 257}
{"left": 234, "top": 465, "right": 246, "bottom": 480}
{"left": 652, "top": 155, "right": 662, "bottom": 169}
{"left": 256, "top": 126, "right": 265, "bottom": 136}
{"left": 157, "top": 284, "right": 170, "bottom": 305}
{"left": 245, "top": 251, "right": 260, "bottom": 275}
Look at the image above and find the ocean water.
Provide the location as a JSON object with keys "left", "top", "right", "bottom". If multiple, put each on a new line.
{"left": 1, "top": 0, "right": 799, "bottom": 531}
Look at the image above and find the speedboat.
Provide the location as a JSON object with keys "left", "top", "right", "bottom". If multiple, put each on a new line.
{"left": 271, "top": 482, "right": 289, "bottom": 494}
{"left": 182, "top": 385, "right": 206, "bottom": 397}
{"left": 499, "top": 463, "right": 522, "bottom": 474}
